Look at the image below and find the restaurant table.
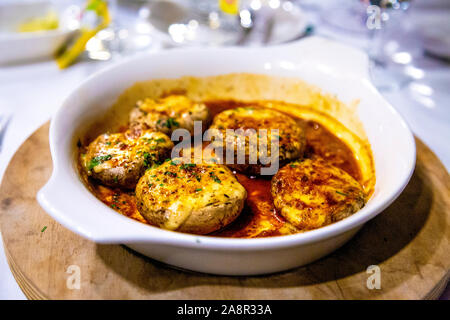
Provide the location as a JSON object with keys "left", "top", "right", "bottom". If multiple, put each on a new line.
{"left": 0, "top": 0, "right": 448, "bottom": 300}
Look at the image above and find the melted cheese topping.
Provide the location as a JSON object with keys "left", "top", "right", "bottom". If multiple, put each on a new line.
{"left": 136, "top": 159, "right": 247, "bottom": 231}
{"left": 133, "top": 95, "right": 210, "bottom": 135}
{"left": 84, "top": 130, "right": 172, "bottom": 173}
{"left": 271, "top": 158, "right": 365, "bottom": 230}
{"left": 138, "top": 95, "right": 197, "bottom": 113}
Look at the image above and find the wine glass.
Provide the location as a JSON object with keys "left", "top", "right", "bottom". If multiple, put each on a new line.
{"left": 85, "top": 0, "right": 163, "bottom": 62}
{"left": 321, "top": 0, "right": 418, "bottom": 92}
{"left": 366, "top": 0, "right": 421, "bottom": 91}
{"left": 144, "top": 0, "right": 244, "bottom": 46}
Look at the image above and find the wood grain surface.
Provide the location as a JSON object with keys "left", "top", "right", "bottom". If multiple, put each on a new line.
{"left": 0, "top": 123, "right": 449, "bottom": 300}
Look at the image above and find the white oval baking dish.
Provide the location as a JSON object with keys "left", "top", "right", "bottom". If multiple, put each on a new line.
{"left": 37, "top": 37, "right": 415, "bottom": 275}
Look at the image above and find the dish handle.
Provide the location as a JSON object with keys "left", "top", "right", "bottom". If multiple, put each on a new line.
{"left": 36, "top": 173, "right": 164, "bottom": 244}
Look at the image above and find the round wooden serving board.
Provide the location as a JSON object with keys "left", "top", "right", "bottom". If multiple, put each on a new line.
{"left": 0, "top": 123, "right": 449, "bottom": 300}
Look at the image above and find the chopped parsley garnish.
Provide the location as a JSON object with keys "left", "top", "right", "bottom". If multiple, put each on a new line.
{"left": 164, "top": 171, "right": 177, "bottom": 178}
{"left": 143, "top": 137, "right": 166, "bottom": 145}
{"left": 142, "top": 152, "right": 155, "bottom": 168}
{"left": 195, "top": 188, "right": 202, "bottom": 192}
{"left": 180, "top": 163, "right": 196, "bottom": 170}
{"left": 88, "top": 154, "right": 112, "bottom": 170}
{"left": 142, "top": 153, "right": 150, "bottom": 166}
{"left": 209, "top": 172, "right": 221, "bottom": 184}
{"left": 105, "top": 141, "right": 111, "bottom": 146}
{"left": 336, "top": 191, "right": 349, "bottom": 196}
{"left": 164, "top": 118, "right": 179, "bottom": 129}
{"left": 41, "top": 226, "right": 47, "bottom": 233}
{"left": 290, "top": 164, "right": 297, "bottom": 168}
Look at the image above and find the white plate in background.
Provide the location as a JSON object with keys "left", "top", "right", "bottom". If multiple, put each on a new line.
{"left": 0, "top": 1, "right": 79, "bottom": 65}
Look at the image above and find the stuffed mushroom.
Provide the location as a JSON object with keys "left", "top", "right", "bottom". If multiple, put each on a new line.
{"left": 208, "top": 107, "right": 305, "bottom": 175}
{"left": 82, "top": 130, "right": 173, "bottom": 189}
{"left": 130, "top": 95, "right": 211, "bottom": 136}
{"left": 271, "top": 158, "right": 365, "bottom": 230}
{"left": 136, "top": 159, "right": 247, "bottom": 234}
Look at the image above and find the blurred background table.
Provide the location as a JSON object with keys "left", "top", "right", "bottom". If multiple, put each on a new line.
{"left": 0, "top": 0, "right": 448, "bottom": 299}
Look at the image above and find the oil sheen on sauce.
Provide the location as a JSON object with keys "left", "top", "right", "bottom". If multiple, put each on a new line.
{"left": 83, "top": 100, "right": 362, "bottom": 238}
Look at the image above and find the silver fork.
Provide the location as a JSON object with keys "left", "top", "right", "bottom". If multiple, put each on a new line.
{"left": 0, "top": 114, "right": 11, "bottom": 152}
